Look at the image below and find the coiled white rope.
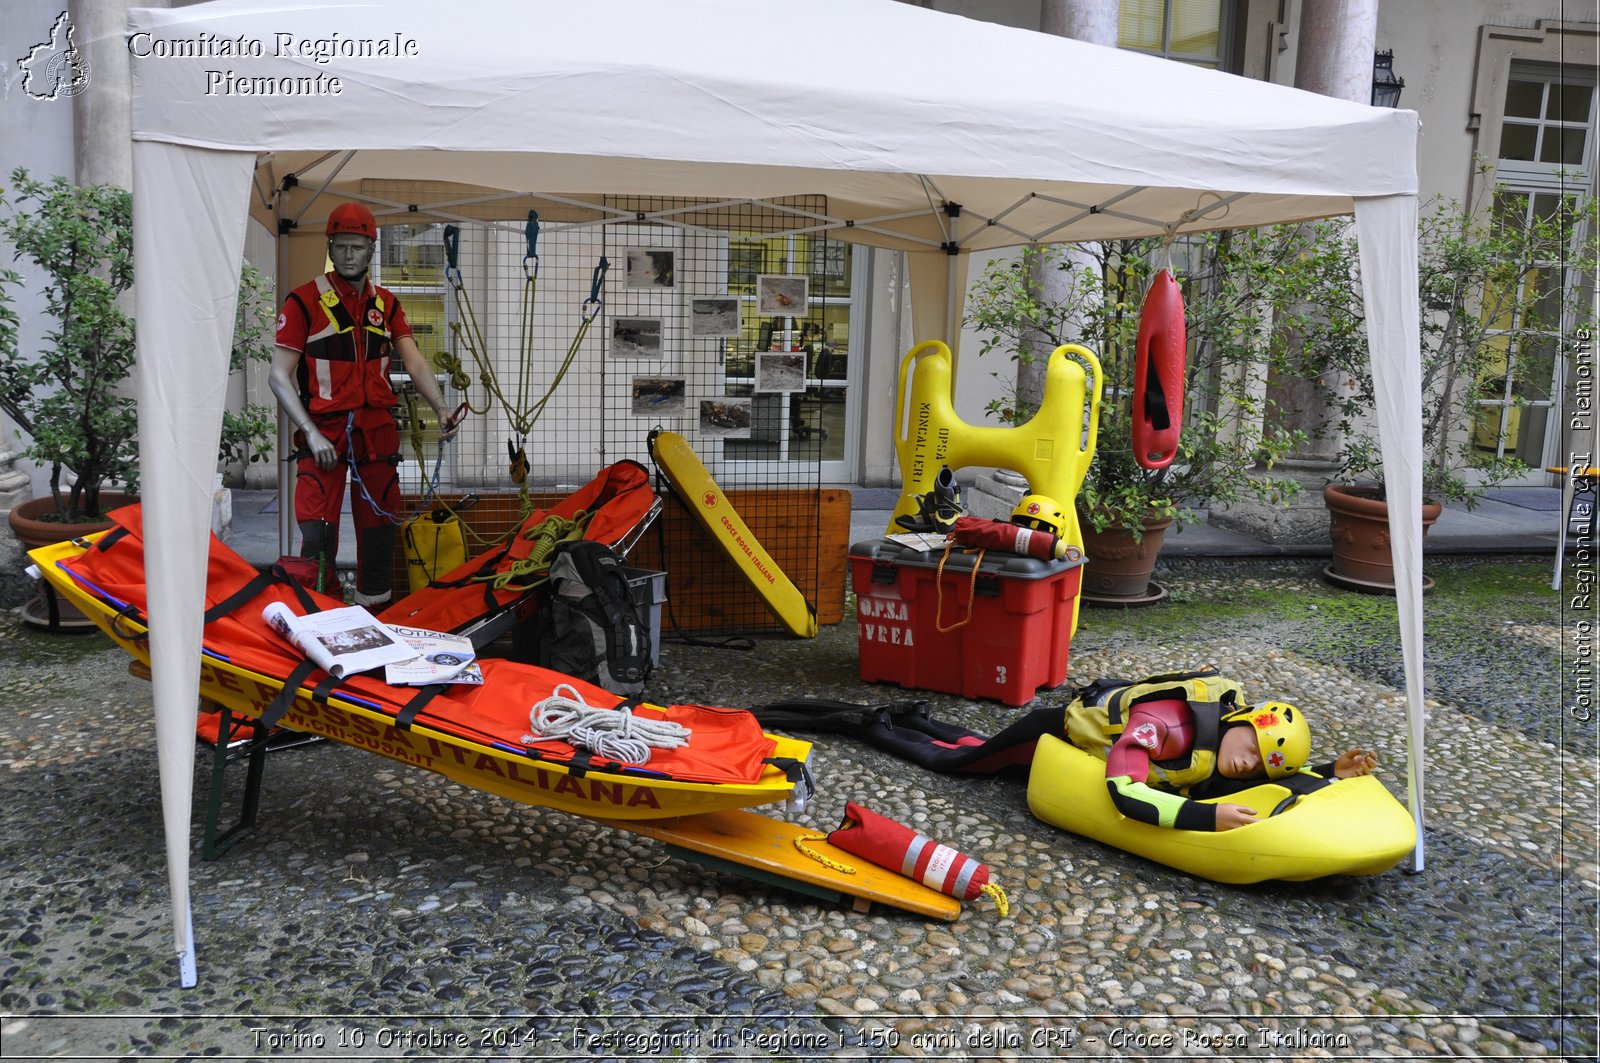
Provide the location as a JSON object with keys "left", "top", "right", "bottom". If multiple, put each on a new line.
{"left": 523, "top": 683, "right": 691, "bottom": 765}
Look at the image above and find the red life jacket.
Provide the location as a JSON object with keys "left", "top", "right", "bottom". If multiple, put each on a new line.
{"left": 288, "top": 273, "right": 400, "bottom": 414}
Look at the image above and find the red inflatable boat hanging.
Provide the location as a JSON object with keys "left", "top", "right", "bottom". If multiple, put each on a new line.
{"left": 1132, "top": 268, "right": 1187, "bottom": 470}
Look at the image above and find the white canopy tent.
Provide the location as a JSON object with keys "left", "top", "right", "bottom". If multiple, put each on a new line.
{"left": 126, "top": 0, "right": 1425, "bottom": 984}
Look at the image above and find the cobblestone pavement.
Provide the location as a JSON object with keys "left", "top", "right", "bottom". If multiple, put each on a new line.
{"left": 0, "top": 555, "right": 1592, "bottom": 1060}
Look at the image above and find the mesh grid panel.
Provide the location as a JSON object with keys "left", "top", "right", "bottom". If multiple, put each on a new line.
{"left": 368, "top": 184, "right": 834, "bottom": 633}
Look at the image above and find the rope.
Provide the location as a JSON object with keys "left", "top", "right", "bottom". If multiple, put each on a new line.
{"left": 980, "top": 882, "right": 1010, "bottom": 918}
{"left": 934, "top": 542, "right": 984, "bottom": 633}
{"left": 443, "top": 217, "right": 608, "bottom": 458}
{"left": 522, "top": 683, "right": 691, "bottom": 764}
{"left": 478, "top": 510, "right": 592, "bottom": 590}
{"left": 794, "top": 834, "right": 858, "bottom": 875}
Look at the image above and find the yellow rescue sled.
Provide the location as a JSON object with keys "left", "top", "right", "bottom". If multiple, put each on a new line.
{"left": 649, "top": 429, "right": 818, "bottom": 638}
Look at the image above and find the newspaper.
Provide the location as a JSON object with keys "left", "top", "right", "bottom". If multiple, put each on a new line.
{"left": 261, "top": 601, "right": 418, "bottom": 679}
{"left": 885, "top": 531, "right": 951, "bottom": 552}
{"left": 384, "top": 625, "right": 484, "bottom": 686}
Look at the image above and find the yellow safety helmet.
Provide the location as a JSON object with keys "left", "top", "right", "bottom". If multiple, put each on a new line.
{"left": 1221, "top": 701, "right": 1311, "bottom": 780}
{"left": 1011, "top": 494, "right": 1066, "bottom": 537}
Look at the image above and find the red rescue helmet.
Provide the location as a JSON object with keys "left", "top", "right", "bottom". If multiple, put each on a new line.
{"left": 326, "top": 203, "right": 377, "bottom": 241}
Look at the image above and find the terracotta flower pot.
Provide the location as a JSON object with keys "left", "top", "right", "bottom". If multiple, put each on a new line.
{"left": 8, "top": 492, "right": 134, "bottom": 631}
{"left": 1080, "top": 512, "right": 1174, "bottom": 606}
{"left": 1323, "top": 483, "right": 1440, "bottom": 594}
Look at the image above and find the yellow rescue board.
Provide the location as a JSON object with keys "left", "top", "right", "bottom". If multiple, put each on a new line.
{"left": 650, "top": 430, "right": 817, "bottom": 638}
{"left": 619, "top": 810, "right": 961, "bottom": 920}
{"left": 1027, "top": 734, "right": 1415, "bottom": 883}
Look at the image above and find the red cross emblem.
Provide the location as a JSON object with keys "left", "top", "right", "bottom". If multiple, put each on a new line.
{"left": 1268, "top": 751, "right": 1285, "bottom": 768}
{"left": 703, "top": 491, "right": 717, "bottom": 508}
{"left": 367, "top": 308, "right": 384, "bottom": 327}
{"left": 1129, "top": 722, "right": 1159, "bottom": 750}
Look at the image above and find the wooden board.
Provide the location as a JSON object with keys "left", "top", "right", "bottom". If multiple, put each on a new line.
{"left": 627, "top": 487, "right": 851, "bottom": 634}
{"left": 616, "top": 809, "right": 961, "bottom": 920}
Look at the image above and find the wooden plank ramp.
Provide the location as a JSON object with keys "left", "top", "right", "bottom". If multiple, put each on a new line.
{"left": 614, "top": 809, "right": 961, "bottom": 921}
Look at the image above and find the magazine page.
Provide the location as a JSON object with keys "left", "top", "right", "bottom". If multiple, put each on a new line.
{"left": 261, "top": 602, "right": 417, "bottom": 679}
{"left": 384, "top": 625, "right": 483, "bottom": 686}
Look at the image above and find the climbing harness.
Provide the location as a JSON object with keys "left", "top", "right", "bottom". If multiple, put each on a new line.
{"left": 522, "top": 683, "right": 692, "bottom": 765}
{"left": 443, "top": 212, "right": 610, "bottom": 490}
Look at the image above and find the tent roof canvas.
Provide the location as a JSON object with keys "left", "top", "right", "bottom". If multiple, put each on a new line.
{"left": 124, "top": 0, "right": 1427, "bottom": 987}
{"left": 130, "top": 0, "right": 1417, "bottom": 250}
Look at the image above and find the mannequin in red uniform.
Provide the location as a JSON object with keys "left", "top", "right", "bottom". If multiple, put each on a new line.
{"left": 270, "top": 202, "right": 458, "bottom": 606}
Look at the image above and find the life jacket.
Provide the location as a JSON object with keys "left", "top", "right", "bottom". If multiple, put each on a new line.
{"left": 1063, "top": 668, "right": 1245, "bottom": 792}
{"left": 289, "top": 273, "right": 400, "bottom": 415}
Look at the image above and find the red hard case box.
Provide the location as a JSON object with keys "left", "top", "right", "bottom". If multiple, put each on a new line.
{"left": 849, "top": 539, "right": 1085, "bottom": 706}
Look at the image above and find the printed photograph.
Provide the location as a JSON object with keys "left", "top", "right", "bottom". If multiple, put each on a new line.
{"left": 755, "top": 352, "right": 806, "bottom": 393}
{"left": 316, "top": 625, "right": 395, "bottom": 656}
{"left": 631, "top": 376, "right": 687, "bottom": 417}
{"left": 690, "top": 297, "right": 741, "bottom": 337}
{"left": 624, "top": 247, "right": 675, "bottom": 289}
{"left": 699, "top": 397, "right": 752, "bottom": 439}
{"left": 611, "top": 317, "right": 663, "bottom": 358}
{"left": 756, "top": 274, "right": 808, "bottom": 317}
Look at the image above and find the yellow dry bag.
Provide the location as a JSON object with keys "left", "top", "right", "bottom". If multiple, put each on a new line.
{"left": 402, "top": 509, "right": 468, "bottom": 591}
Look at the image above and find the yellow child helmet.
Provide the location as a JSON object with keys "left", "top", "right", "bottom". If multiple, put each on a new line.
{"left": 1011, "top": 494, "right": 1066, "bottom": 536}
{"left": 1221, "top": 701, "right": 1311, "bottom": 780}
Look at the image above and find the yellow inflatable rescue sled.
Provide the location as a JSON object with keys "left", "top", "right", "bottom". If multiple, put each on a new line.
{"left": 1026, "top": 734, "right": 1415, "bottom": 883}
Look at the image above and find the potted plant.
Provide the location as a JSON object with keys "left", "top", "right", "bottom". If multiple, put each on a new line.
{"left": 218, "top": 261, "right": 279, "bottom": 482}
{"left": 1, "top": 170, "right": 276, "bottom": 626}
{"left": 1277, "top": 181, "right": 1599, "bottom": 591}
{"left": 0, "top": 169, "right": 137, "bottom": 533}
{"left": 965, "top": 234, "right": 1305, "bottom": 602}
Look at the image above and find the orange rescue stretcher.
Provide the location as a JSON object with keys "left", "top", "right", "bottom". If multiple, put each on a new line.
{"left": 28, "top": 495, "right": 960, "bottom": 920}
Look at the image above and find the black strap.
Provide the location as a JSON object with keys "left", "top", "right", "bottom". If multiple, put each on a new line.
{"left": 311, "top": 673, "right": 343, "bottom": 705}
{"left": 203, "top": 563, "right": 321, "bottom": 627}
{"left": 92, "top": 525, "right": 132, "bottom": 553}
{"left": 204, "top": 570, "right": 277, "bottom": 626}
{"left": 261, "top": 659, "right": 319, "bottom": 728}
{"left": 763, "top": 756, "right": 807, "bottom": 783}
{"left": 109, "top": 603, "right": 149, "bottom": 642}
{"left": 397, "top": 684, "right": 448, "bottom": 731}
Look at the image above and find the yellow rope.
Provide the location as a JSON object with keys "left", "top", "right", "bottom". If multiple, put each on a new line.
{"left": 480, "top": 509, "right": 593, "bottom": 591}
{"left": 980, "top": 881, "right": 1010, "bottom": 918}
{"left": 793, "top": 834, "right": 858, "bottom": 875}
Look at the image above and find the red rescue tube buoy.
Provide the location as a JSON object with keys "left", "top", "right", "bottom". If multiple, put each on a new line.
{"left": 826, "top": 802, "right": 1008, "bottom": 913}
{"left": 1132, "top": 268, "right": 1187, "bottom": 470}
{"left": 949, "top": 515, "right": 1079, "bottom": 562}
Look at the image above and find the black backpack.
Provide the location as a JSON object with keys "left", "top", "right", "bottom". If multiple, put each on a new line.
{"left": 533, "top": 540, "right": 651, "bottom": 696}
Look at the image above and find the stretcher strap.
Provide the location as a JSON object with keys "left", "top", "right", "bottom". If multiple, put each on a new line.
{"left": 203, "top": 563, "right": 320, "bottom": 628}
{"left": 396, "top": 683, "right": 448, "bottom": 731}
{"left": 91, "top": 525, "right": 132, "bottom": 553}
{"left": 262, "top": 660, "right": 319, "bottom": 728}
{"left": 311, "top": 673, "right": 343, "bottom": 706}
